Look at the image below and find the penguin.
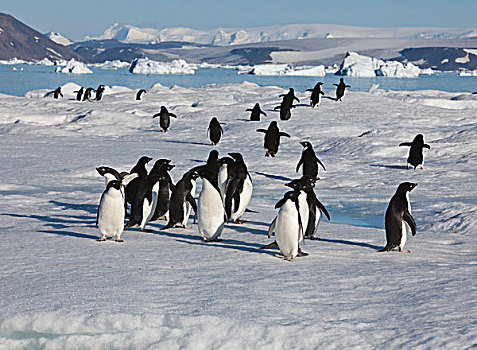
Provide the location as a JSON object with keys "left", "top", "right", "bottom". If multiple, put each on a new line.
{"left": 83, "top": 87, "right": 94, "bottom": 101}
{"left": 208, "top": 117, "right": 223, "bottom": 145}
{"left": 306, "top": 82, "right": 324, "bottom": 107}
{"left": 224, "top": 153, "right": 253, "bottom": 224}
{"left": 379, "top": 182, "right": 418, "bottom": 253}
{"left": 161, "top": 170, "right": 199, "bottom": 229}
{"left": 153, "top": 106, "right": 177, "bottom": 132}
{"left": 125, "top": 156, "right": 153, "bottom": 208}
{"left": 399, "top": 134, "right": 431, "bottom": 170}
{"left": 246, "top": 103, "right": 267, "bottom": 121}
{"left": 279, "top": 88, "right": 300, "bottom": 109}
{"left": 95, "top": 85, "right": 105, "bottom": 101}
{"left": 151, "top": 161, "right": 175, "bottom": 221}
{"left": 73, "top": 87, "right": 84, "bottom": 101}
{"left": 296, "top": 141, "right": 326, "bottom": 180}
{"left": 273, "top": 104, "right": 294, "bottom": 121}
{"left": 333, "top": 78, "right": 351, "bottom": 101}
{"left": 269, "top": 189, "right": 305, "bottom": 261}
{"left": 256, "top": 121, "right": 291, "bottom": 157}
{"left": 196, "top": 167, "right": 226, "bottom": 242}
{"left": 125, "top": 172, "right": 166, "bottom": 232}
{"left": 136, "top": 89, "right": 147, "bottom": 100}
{"left": 303, "top": 178, "right": 331, "bottom": 240}
{"left": 217, "top": 156, "right": 235, "bottom": 200}
{"left": 192, "top": 150, "right": 221, "bottom": 186}
{"left": 49, "top": 87, "right": 63, "bottom": 99}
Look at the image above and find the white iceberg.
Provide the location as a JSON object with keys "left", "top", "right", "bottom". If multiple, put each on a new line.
{"left": 56, "top": 59, "right": 92, "bottom": 74}
{"left": 0, "top": 57, "right": 29, "bottom": 65}
{"left": 129, "top": 58, "right": 195, "bottom": 74}
{"left": 458, "top": 70, "right": 477, "bottom": 76}
{"left": 376, "top": 61, "right": 420, "bottom": 78}
{"left": 35, "top": 58, "right": 55, "bottom": 66}
{"left": 247, "top": 64, "right": 325, "bottom": 76}
{"left": 90, "top": 60, "right": 130, "bottom": 69}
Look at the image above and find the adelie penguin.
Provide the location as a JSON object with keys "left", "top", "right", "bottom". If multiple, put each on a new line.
{"left": 161, "top": 169, "right": 199, "bottom": 230}
{"left": 333, "top": 78, "right": 350, "bottom": 101}
{"left": 224, "top": 153, "right": 253, "bottom": 224}
{"left": 153, "top": 106, "right": 177, "bottom": 132}
{"left": 273, "top": 104, "right": 294, "bottom": 121}
{"left": 83, "top": 87, "right": 94, "bottom": 101}
{"left": 256, "top": 121, "right": 290, "bottom": 157}
{"left": 97, "top": 174, "right": 138, "bottom": 242}
{"left": 306, "top": 82, "right": 324, "bottom": 107}
{"left": 48, "top": 87, "right": 63, "bottom": 99}
{"left": 150, "top": 160, "right": 175, "bottom": 221}
{"left": 95, "top": 85, "right": 105, "bottom": 101}
{"left": 279, "top": 88, "right": 300, "bottom": 109}
{"left": 73, "top": 87, "right": 84, "bottom": 101}
{"left": 136, "top": 89, "right": 146, "bottom": 100}
{"left": 208, "top": 117, "right": 223, "bottom": 145}
{"left": 196, "top": 167, "right": 226, "bottom": 242}
{"left": 296, "top": 141, "right": 326, "bottom": 180}
{"left": 125, "top": 156, "right": 153, "bottom": 208}
{"left": 246, "top": 103, "right": 267, "bottom": 121}
{"left": 399, "top": 134, "right": 431, "bottom": 170}
{"left": 379, "top": 182, "right": 418, "bottom": 253}
{"left": 302, "top": 177, "right": 330, "bottom": 239}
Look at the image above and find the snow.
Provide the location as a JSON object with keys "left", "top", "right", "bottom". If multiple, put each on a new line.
{"left": 44, "top": 32, "right": 73, "bottom": 46}
{"left": 336, "top": 52, "right": 421, "bottom": 78}
{"left": 89, "top": 60, "right": 130, "bottom": 69}
{"left": 248, "top": 64, "right": 326, "bottom": 76}
{"left": 56, "top": 59, "right": 93, "bottom": 74}
{"left": 129, "top": 58, "right": 195, "bottom": 75}
{"left": 0, "top": 81, "right": 476, "bottom": 348}
{"left": 458, "top": 70, "right": 477, "bottom": 76}
{"left": 0, "top": 57, "right": 28, "bottom": 65}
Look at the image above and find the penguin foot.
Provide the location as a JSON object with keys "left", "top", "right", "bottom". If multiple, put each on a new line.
{"left": 141, "top": 229, "right": 154, "bottom": 233}
{"left": 183, "top": 226, "right": 192, "bottom": 229}
{"left": 97, "top": 237, "right": 106, "bottom": 242}
{"left": 115, "top": 238, "right": 124, "bottom": 243}
{"left": 400, "top": 249, "right": 411, "bottom": 253}
{"left": 309, "top": 236, "right": 321, "bottom": 241}
{"left": 286, "top": 257, "right": 295, "bottom": 261}
{"left": 232, "top": 219, "right": 246, "bottom": 224}
{"left": 297, "top": 249, "right": 308, "bottom": 257}
{"left": 274, "top": 253, "right": 285, "bottom": 259}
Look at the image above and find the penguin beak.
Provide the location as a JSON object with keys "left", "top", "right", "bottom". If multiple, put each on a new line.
{"left": 299, "top": 141, "right": 306, "bottom": 147}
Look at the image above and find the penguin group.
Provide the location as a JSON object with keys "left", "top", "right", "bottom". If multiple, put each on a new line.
{"left": 91, "top": 77, "right": 431, "bottom": 259}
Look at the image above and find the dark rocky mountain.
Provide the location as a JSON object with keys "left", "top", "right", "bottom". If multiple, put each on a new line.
{"left": 0, "top": 13, "right": 82, "bottom": 61}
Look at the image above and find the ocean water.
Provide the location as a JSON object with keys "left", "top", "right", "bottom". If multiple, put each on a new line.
{"left": 0, "top": 64, "right": 476, "bottom": 97}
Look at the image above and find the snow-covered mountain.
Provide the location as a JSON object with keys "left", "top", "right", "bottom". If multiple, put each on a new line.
{"left": 44, "top": 32, "right": 73, "bottom": 46}
{"left": 86, "top": 22, "right": 477, "bottom": 46}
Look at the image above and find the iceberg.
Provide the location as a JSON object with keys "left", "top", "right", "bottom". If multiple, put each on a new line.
{"left": 56, "top": 59, "right": 92, "bottom": 74}
{"left": 90, "top": 60, "right": 130, "bottom": 69}
{"left": 247, "top": 64, "right": 325, "bottom": 76}
{"left": 129, "top": 58, "right": 195, "bottom": 74}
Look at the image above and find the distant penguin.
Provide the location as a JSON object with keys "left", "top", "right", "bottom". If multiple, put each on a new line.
{"left": 268, "top": 190, "right": 305, "bottom": 261}
{"left": 83, "top": 87, "right": 94, "bottom": 101}
{"left": 196, "top": 167, "right": 226, "bottom": 242}
{"left": 379, "top": 182, "right": 418, "bottom": 253}
{"left": 136, "top": 89, "right": 147, "bottom": 100}
{"left": 399, "top": 134, "right": 431, "bottom": 170}
{"left": 153, "top": 106, "right": 177, "bottom": 132}
{"left": 125, "top": 172, "right": 166, "bottom": 232}
{"left": 161, "top": 170, "right": 199, "bottom": 229}
{"left": 97, "top": 180, "right": 126, "bottom": 242}
{"left": 208, "top": 117, "right": 223, "bottom": 145}
{"left": 151, "top": 161, "right": 175, "bottom": 221}
{"left": 74, "top": 87, "right": 84, "bottom": 101}
{"left": 279, "top": 88, "right": 300, "bottom": 109}
{"left": 333, "top": 78, "right": 350, "bottom": 101}
{"left": 256, "top": 121, "right": 290, "bottom": 157}
{"left": 273, "top": 104, "right": 294, "bottom": 121}
{"left": 49, "top": 87, "right": 63, "bottom": 99}
{"left": 296, "top": 141, "right": 326, "bottom": 180}
{"left": 94, "top": 85, "right": 105, "bottom": 101}
{"left": 224, "top": 153, "right": 253, "bottom": 224}
{"left": 246, "top": 103, "right": 267, "bottom": 121}
{"left": 125, "top": 156, "right": 153, "bottom": 207}
{"left": 306, "top": 82, "right": 324, "bottom": 107}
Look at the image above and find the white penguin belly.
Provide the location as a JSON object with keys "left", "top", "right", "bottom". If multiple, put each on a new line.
{"left": 297, "top": 192, "right": 308, "bottom": 243}
{"left": 198, "top": 179, "right": 225, "bottom": 240}
{"left": 99, "top": 191, "right": 125, "bottom": 237}
{"left": 140, "top": 182, "right": 160, "bottom": 229}
{"left": 275, "top": 201, "right": 299, "bottom": 259}
{"left": 311, "top": 209, "right": 322, "bottom": 239}
{"left": 230, "top": 176, "right": 253, "bottom": 221}
{"left": 183, "top": 180, "right": 196, "bottom": 226}
{"left": 218, "top": 165, "right": 228, "bottom": 201}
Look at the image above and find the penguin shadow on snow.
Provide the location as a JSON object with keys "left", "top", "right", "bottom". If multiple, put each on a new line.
{"left": 50, "top": 200, "right": 97, "bottom": 214}
{"left": 369, "top": 164, "right": 407, "bottom": 170}
{"left": 253, "top": 171, "right": 292, "bottom": 182}
{"left": 175, "top": 238, "right": 274, "bottom": 255}
{"left": 164, "top": 140, "right": 211, "bottom": 146}
{"left": 318, "top": 237, "right": 382, "bottom": 250}
{"left": 38, "top": 229, "right": 98, "bottom": 240}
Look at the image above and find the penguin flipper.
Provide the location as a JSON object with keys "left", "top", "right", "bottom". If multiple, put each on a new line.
{"left": 305, "top": 89, "right": 313, "bottom": 92}
{"left": 260, "top": 111, "right": 267, "bottom": 116}
{"left": 274, "top": 106, "right": 281, "bottom": 110}
{"left": 152, "top": 113, "right": 160, "bottom": 118}
{"left": 186, "top": 193, "right": 197, "bottom": 214}
{"left": 423, "top": 144, "right": 431, "bottom": 149}
{"left": 122, "top": 173, "right": 139, "bottom": 186}
{"left": 399, "top": 142, "right": 412, "bottom": 147}
{"left": 267, "top": 217, "right": 277, "bottom": 238}
{"left": 320, "top": 91, "right": 325, "bottom": 95}
{"left": 403, "top": 211, "right": 417, "bottom": 236}
{"left": 296, "top": 157, "right": 304, "bottom": 173}
{"left": 294, "top": 96, "right": 300, "bottom": 102}
{"left": 316, "top": 200, "right": 331, "bottom": 221}
{"left": 279, "top": 132, "right": 291, "bottom": 138}
{"left": 316, "top": 156, "right": 326, "bottom": 171}
{"left": 169, "top": 113, "right": 177, "bottom": 118}
{"left": 245, "top": 109, "right": 253, "bottom": 112}
{"left": 256, "top": 129, "right": 267, "bottom": 133}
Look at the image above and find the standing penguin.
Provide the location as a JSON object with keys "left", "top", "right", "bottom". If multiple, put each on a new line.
{"left": 83, "top": 87, "right": 94, "bottom": 101}
{"left": 246, "top": 103, "right": 267, "bottom": 121}
{"left": 125, "top": 156, "right": 153, "bottom": 208}
{"left": 161, "top": 170, "right": 199, "bottom": 229}
{"left": 95, "top": 85, "right": 105, "bottom": 101}
{"left": 151, "top": 161, "right": 175, "bottom": 221}
{"left": 379, "top": 182, "right": 418, "bottom": 253}
{"left": 49, "top": 87, "right": 63, "bottom": 99}
{"left": 153, "top": 106, "right": 177, "bottom": 132}
{"left": 97, "top": 180, "right": 126, "bottom": 242}
{"left": 306, "top": 82, "right": 324, "bottom": 107}
{"left": 399, "top": 134, "right": 431, "bottom": 170}
{"left": 333, "top": 78, "right": 351, "bottom": 101}
{"left": 269, "top": 190, "right": 306, "bottom": 261}
{"left": 273, "top": 104, "right": 294, "bottom": 121}
{"left": 303, "top": 178, "right": 331, "bottom": 240}
{"left": 256, "top": 121, "right": 291, "bottom": 157}
{"left": 224, "top": 153, "right": 253, "bottom": 224}
{"left": 73, "top": 87, "right": 84, "bottom": 101}
{"left": 208, "top": 117, "right": 223, "bottom": 145}
{"left": 136, "top": 89, "right": 147, "bottom": 100}
{"left": 279, "top": 88, "right": 300, "bottom": 109}
{"left": 296, "top": 141, "right": 326, "bottom": 180}
{"left": 196, "top": 167, "right": 226, "bottom": 241}
{"left": 217, "top": 156, "right": 235, "bottom": 200}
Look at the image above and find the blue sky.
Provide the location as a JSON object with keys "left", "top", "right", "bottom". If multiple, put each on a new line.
{"left": 2, "top": 0, "right": 476, "bottom": 40}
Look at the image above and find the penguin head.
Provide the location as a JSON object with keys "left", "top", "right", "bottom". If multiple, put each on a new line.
{"left": 96, "top": 166, "right": 114, "bottom": 177}
{"left": 254, "top": 103, "right": 260, "bottom": 107}
{"left": 289, "top": 88, "right": 294, "bottom": 93}
{"left": 413, "top": 134, "right": 425, "bottom": 143}
{"left": 300, "top": 141, "right": 312, "bottom": 149}
{"left": 270, "top": 121, "right": 278, "bottom": 127}
{"left": 219, "top": 156, "right": 234, "bottom": 166}
{"left": 318, "top": 82, "right": 323, "bottom": 85}
{"left": 137, "top": 156, "right": 153, "bottom": 166}
{"left": 397, "top": 182, "right": 418, "bottom": 193}
{"left": 228, "top": 153, "right": 244, "bottom": 162}
{"left": 160, "top": 106, "right": 168, "bottom": 113}
{"left": 106, "top": 180, "right": 122, "bottom": 191}
{"left": 190, "top": 170, "right": 200, "bottom": 180}
{"left": 207, "top": 150, "right": 219, "bottom": 162}
{"left": 339, "top": 78, "right": 344, "bottom": 83}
